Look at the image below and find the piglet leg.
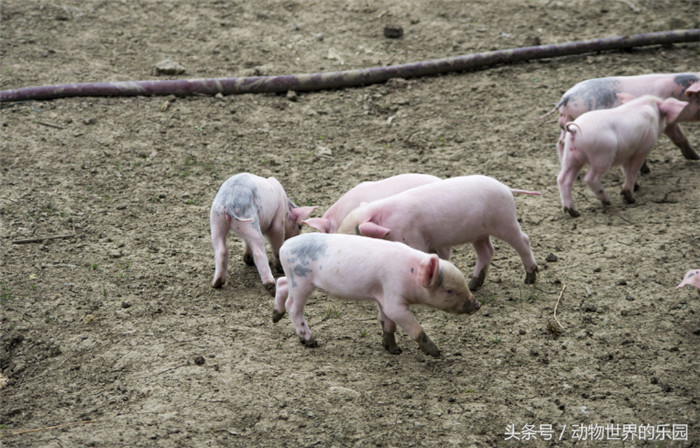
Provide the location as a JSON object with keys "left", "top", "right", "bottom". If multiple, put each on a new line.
{"left": 664, "top": 123, "right": 700, "bottom": 160}
{"left": 210, "top": 214, "right": 230, "bottom": 288}
{"left": 469, "top": 237, "right": 494, "bottom": 290}
{"left": 383, "top": 302, "right": 440, "bottom": 357}
{"left": 272, "top": 277, "right": 289, "bottom": 322}
{"left": 378, "top": 307, "right": 402, "bottom": 355}
{"left": 583, "top": 166, "right": 611, "bottom": 206}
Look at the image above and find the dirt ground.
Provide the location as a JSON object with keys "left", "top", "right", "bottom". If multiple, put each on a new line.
{"left": 1, "top": 0, "right": 699, "bottom": 446}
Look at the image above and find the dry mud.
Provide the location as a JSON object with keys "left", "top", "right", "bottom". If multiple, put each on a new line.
{"left": 1, "top": 0, "right": 699, "bottom": 447}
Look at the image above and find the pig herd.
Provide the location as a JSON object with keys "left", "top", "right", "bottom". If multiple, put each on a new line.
{"left": 210, "top": 72, "right": 700, "bottom": 357}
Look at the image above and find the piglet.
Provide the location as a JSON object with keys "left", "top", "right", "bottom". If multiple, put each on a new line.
{"left": 272, "top": 233, "right": 481, "bottom": 357}
{"left": 336, "top": 175, "right": 539, "bottom": 290}
{"left": 210, "top": 173, "right": 316, "bottom": 294}
{"left": 557, "top": 95, "right": 688, "bottom": 217}
{"left": 677, "top": 269, "right": 700, "bottom": 297}
{"left": 543, "top": 73, "right": 700, "bottom": 164}
{"left": 304, "top": 173, "right": 440, "bottom": 233}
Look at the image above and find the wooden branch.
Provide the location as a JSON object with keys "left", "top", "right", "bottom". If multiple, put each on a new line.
{"left": 1, "top": 30, "right": 698, "bottom": 102}
{"left": 553, "top": 284, "right": 567, "bottom": 329}
{"left": 11, "top": 420, "right": 96, "bottom": 436}
{"left": 12, "top": 234, "right": 75, "bottom": 244}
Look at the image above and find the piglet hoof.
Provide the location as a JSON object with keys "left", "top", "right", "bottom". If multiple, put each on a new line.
{"left": 272, "top": 309, "right": 286, "bottom": 323}
{"left": 243, "top": 253, "right": 255, "bottom": 266}
{"left": 524, "top": 268, "right": 538, "bottom": 285}
{"left": 468, "top": 270, "right": 486, "bottom": 291}
{"left": 640, "top": 161, "right": 651, "bottom": 174}
{"left": 274, "top": 261, "right": 284, "bottom": 275}
{"left": 212, "top": 277, "right": 225, "bottom": 289}
{"left": 382, "top": 331, "right": 403, "bottom": 355}
{"left": 416, "top": 332, "right": 441, "bottom": 358}
{"left": 263, "top": 282, "right": 276, "bottom": 297}
{"left": 634, "top": 183, "right": 640, "bottom": 192}
{"left": 621, "top": 190, "right": 635, "bottom": 204}
{"left": 564, "top": 207, "right": 580, "bottom": 218}
{"left": 300, "top": 338, "right": 318, "bottom": 348}
{"left": 680, "top": 146, "right": 699, "bottom": 160}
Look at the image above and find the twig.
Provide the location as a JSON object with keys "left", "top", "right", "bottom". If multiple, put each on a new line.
{"left": 34, "top": 120, "right": 66, "bottom": 130}
{"left": 12, "top": 234, "right": 75, "bottom": 244}
{"left": 553, "top": 284, "right": 567, "bottom": 329}
{"left": 11, "top": 420, "right": 96, "bottom": 436}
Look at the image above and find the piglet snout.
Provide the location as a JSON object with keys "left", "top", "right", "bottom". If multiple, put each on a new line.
{"left": 461, "top": 299, "right": 481, "bottom": 315}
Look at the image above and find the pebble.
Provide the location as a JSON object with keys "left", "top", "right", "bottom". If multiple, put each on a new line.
{"left": 154, "top": 59, "right": 186, "bottom": 75}
{"left": 617, "top": 279, "right": 627, "bottom": 285}
{"left": 286, "top": 90, "right": 298, "bottom": 102}
{"left": 545, "top": 253, "right": 558, "bottom": 262}
{"left": 121, "top": 301, "right": 132, "bottom": 309}
{"left": 384, "top": 25, "right": 404, "bottom": 39}
{"left": 194, "top": 355, "right": 205, "bottom": 365}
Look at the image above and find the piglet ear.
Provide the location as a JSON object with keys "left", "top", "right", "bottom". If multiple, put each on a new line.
{"left": 659, "top": 97, "right": 688, "bottom": 124}
{"left": 684, "top": 82, "right": 700, "bottom": 97}
{"left": 616, "top": 92, "right": 636, "bottom": 104}
{"left": 303, "top": 217, "right": 331, "bottom": 233}
{"left": 290, "top": 206, "right": 317, "bottom": 223}
{"left": 417, "top": 255, "right": 441, "bottom": 288}
{"left": 357, "top": 221, "right": 391, "bottom": 238}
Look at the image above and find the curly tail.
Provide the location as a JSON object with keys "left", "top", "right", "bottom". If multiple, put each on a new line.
{"left": 565, "top": 122, "right": 582, "bottom": 136}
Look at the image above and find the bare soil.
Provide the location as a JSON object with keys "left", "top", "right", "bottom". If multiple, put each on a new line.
{"left": 1, "top": 1, "right": 699, "bottom": 446}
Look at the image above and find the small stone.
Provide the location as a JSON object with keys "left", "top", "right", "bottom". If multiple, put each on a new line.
{"left": 661, "top": 383, "right": 672, "bottom": 393}
{"left": 545, "top": 253, "right": 558, "bottom": 262}
{"left": 286, "top": 90, "right": 298, "bottom": 102}
{"left": 313, "top": 33, "right": 324, "bottom": 41}
{"left": 83, "top": 117, "right": 97, "bottom": 125}
{"left": 584, "top": 305, "right": 597, "bottom": 313}
{"left": 154, "top": 59, "right": 186, "bottom": 75}
{"left": 617, "top": 279, "right": 627, "bottom": 285}
{"left": 384, "top": 25, "right": 404, "bottom": 39}
{"left": 593, "top": 267, "right": 602, "bottom": 273}
{"left": 121, "top": 301, "right": 132, "bottom": 309}
{"left": 194, "top": 355, "right": 205, "bottom": 365}
{"left": 279, "top": 410, "right": 289, "bottom": 420}
{"left": 519, "top": 329, "right": 526, "bottom": 335}
{"left": 289, "top": 23, "right": 299, "bottom": 31}
{"left": 625, "top": 295, "right": 635, "bottom": 301}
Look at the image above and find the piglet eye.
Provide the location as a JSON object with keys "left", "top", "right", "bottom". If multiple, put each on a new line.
{"left": 445, "top": 289, "right": 453, "bottom": 294}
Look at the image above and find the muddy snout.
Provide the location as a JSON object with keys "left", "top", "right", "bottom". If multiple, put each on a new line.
{"left": 459, "top": 298, "right": 481, "bottom": 315}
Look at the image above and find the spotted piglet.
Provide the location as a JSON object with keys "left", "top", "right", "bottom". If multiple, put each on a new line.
{"left": 677, "top": 270, "right": 700, "bottom": 297}
{"left": 557, "top": 94, "right": 688, "bottom": 217}
{"left": 272, "top": 233, "right": 481, "bottom": 357}
{"left": 210, "top": 173, "right": 316, "bottom": 294}
{"left": 544, "top": 73, "right": 700, "bottom": 164}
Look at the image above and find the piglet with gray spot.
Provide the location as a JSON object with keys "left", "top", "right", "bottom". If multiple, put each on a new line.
{"left": 210, "top": 173, "right": 316, "bottom": 294}
{"left": 557, "top": 94, "right": 688, "bottom": 217}
{"left": 272, "top": 233, "right": 480, "bottom": 357}
{"left": 677, "top": 269, "right": 700, "bottom": 297}
{"left": 336, "top": 175, "right": 540, "bottom": 291}
{"left": 303, "top": 173, "right": 440, "bottom": 234}
{"left": 543, "top": 73, "right": 700, "bottom": 164}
